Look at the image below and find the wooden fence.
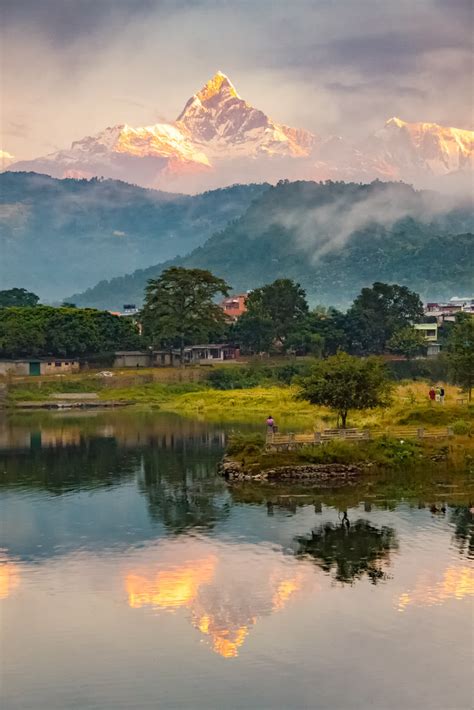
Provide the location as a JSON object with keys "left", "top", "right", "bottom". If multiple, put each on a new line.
{"left": 266, "top": 426, "right": 454, "bottom": 450}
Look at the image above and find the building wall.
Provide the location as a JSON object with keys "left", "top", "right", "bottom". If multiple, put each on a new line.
{"left": 0, "top": 361, "right": 30, "bottom": 376}
{"left": 114, "top": 353, "right": 152, "bottom": 368}
{"left": 41, "top": 360, "right": 80, "bottom": 375}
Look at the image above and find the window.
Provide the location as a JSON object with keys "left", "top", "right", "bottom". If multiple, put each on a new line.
{"left": 55, "top": 361, "right": 62, "bottom": 367}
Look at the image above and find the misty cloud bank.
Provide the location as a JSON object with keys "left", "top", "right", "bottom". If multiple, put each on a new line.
{"left": 272, "top": 183, "right": 473, "bottom": 260}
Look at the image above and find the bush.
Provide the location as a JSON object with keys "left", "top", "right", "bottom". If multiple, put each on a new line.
{"left": 387, "top": 356, "right": 450, "bottom": 382}
{"left": 207, "top": 361, "right": 312, "bottom": 390}
{"left": 227, "top": 432, "right": 265, "bottom": 458}
{"left": 451, "top": 420, "right": 471, "bottom": 435}
{"left": 299, "top": 436, "right": 420, "bottom": 466}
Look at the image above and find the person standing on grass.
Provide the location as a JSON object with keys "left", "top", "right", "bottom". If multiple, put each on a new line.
{"left": 440, "top": 386, "right": 445, "bottom": 405}
{"left": 429, "top": 386, "right": 436, "bottom": 404}
{"left": 435, "top": 385, "right": 441, "bottom": 403}
{"left": 266, "top": 415, "right": 275, "bottom": 433}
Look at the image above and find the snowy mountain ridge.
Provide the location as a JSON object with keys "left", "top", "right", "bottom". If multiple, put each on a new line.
{"left": 6, "top": 71, "right": 473, "bottom": 192}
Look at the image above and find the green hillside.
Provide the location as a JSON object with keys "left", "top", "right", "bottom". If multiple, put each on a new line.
{"left": 0, "top": 172, "right": 268, "bottom": 301}
{"left": 72, "top": 180, "right": 474, "bottom": 309}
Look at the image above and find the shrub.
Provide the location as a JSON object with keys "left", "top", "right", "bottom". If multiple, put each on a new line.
{"left": 227, "top": 432, "right": 265, "bottom": 458}
{"left": 451, "top": 420, "right": 471, "bottom": 435}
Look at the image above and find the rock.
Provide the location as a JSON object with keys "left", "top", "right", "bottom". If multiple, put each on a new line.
{"left": 219, "top": 458, "right": 362, "bottom": 485}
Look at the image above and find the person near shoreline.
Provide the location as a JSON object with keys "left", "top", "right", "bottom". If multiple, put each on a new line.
{"left": 266, "top": 415, "right": 276, "bottom": 433}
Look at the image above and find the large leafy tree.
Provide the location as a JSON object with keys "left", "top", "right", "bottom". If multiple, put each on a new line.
{"left": 0, "top": 288, "right": 40, "bottom": 307}
{"left": 233, "top": 313, "right": 274, "bottom": 354}
{"left": 142, "top": 267, "right": 230, "bottom": 361}
{"left": 447, "top": 313, "right": 474, "bottom": 401}
{"left": 346, "top": 282, "right": 424, "bottom": 354}
{"left": 298, "top": 352, "right": 392, "bottom": 428}
{"left": 237, "top": 278, "right": 308, "bottom": 352}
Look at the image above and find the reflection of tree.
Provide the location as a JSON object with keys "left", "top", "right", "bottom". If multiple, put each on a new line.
{"left": 450, "top": 507, "right": 474, "bottom": 559}
{"left": 0, "top": 439, "right": 139, "bottom": 493}
{"left": 296, "top": 518, "right": 398, "bottom": 584}
{"left": 138, "top": 446, "right": 230, "bottom": 533}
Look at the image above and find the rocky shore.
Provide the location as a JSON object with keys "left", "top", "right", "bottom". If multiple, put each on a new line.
{"left": 219, "top": 457, "right": 362, "bottom": 485}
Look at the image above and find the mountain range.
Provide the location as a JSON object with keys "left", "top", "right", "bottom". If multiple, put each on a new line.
{"left": 5, "top": 72, "right": 473, "bottom": 193}
{"left": 0, "top": 171, "right": 267, "bottom": 301}
{"left": 71, "top": 179, "right": 474, "bottom": 310}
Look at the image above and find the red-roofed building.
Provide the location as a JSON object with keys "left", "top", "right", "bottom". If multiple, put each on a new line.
{"left": 220, "top": 293, "right": 248, "bottom": 322}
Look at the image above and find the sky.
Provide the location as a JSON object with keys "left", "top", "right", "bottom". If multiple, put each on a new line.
{"left": 1, "top": 0, "right": 472, "bottom": 160}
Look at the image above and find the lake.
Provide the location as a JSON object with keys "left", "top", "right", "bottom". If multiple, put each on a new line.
{"left": 0, "top": 411, "right": 473, "bottom": 710}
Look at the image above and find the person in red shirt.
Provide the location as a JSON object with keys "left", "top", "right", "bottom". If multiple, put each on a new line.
{"left": 429, "top": 386, "right": 436, "bottom": 403}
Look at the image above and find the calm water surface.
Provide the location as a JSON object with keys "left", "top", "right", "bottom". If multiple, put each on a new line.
{"left": 0, "top": 412, "right": 473, "bottom": 710}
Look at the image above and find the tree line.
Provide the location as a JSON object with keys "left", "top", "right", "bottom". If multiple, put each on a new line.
{"left": 0, "top": 291, "right": 140, "bottom": 358}
{"left": 0, "top": 272, "right": 472, "bottom": 401}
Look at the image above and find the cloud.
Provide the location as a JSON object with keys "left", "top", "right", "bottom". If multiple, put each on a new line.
{"left": 1, "top": 1, "right": 472, "bottom": 159}
{"left": 273, "top": 183, "right": 471, "bottom": 260}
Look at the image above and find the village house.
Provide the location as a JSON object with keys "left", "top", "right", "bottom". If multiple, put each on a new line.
{"left": 154, "top": 344, "right": 239, "bottom": 367}
{"left": 424, "top": 297, "right": 474, "bottom": 325}
{"left": 413, "top": 323, "right": 441, "bottom": 357}
{"left": 0, "top": 358, "right": 80, "bottom": 377}
{"left": 220, "top": 293, "right": 248, "bottom": 321}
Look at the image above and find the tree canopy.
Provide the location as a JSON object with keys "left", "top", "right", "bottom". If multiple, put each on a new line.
{"left": 141, "top": 267, "right": 230, "bottom": 359}
{"left": 346, "top": 282, "right": 424, "bottom": 354}
{"left": 0, "top": 288, "right": 40, "bottom": 307}
{"left": 447, "top": 313, "right": 474, "bottom": 401}
{"left": 236, "top": 278, "right": 308, "bottom": 352}
{"left": 298, "top": 352, "right": 392, "bottom": 428}
{"left": 386, "top": 326, "right": 426, "bottom": 360}
{"left": 0, "top": 306, "right": 140, "bottom": 358}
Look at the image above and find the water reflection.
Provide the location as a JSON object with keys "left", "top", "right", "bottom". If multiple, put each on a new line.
{"left": 397, "top": 566, "right": 474, "bottom": 611}
{"left": 0, "top": 556, "right": 20, "bottom": 599}
{"left": 296, "top": 518, "right": 398, "bottom": 584}
{"left": 1, "top": 412, "right": 474, "bottom": 709}
{"left": 124, "top": 539, "right": 308, "bottom": 658}
{"left": 137, "top": 450, "right": 230, "bottom": 532}
{"left": 450, "top": 506, "right": 474, "bottom": 559}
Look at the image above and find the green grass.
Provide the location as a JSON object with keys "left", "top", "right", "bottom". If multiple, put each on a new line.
{"left": 226, "top": 430, "right": 474, "bottom": 475}
{"left": 6, "top": 371, "right": 473, "bottom": 435}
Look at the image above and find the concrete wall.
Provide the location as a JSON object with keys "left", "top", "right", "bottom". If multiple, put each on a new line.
{"left": 0, "top": 360, "right": 80, "bottom": 376}
{"left": 40, "top": 361, "right": 80, "bottom": 374}
{"left": 0, "top": 361, "right": 29, "bottom": 376}
{"left": 114, "top": 352, "right": 152, "bottom": 368}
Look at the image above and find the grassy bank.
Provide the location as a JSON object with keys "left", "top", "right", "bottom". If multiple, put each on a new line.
{"left": 226, "top": 430, "right": 473, "bottom": 472}
{"left": 4, "top": 369, "right": 473, "bottom": 432}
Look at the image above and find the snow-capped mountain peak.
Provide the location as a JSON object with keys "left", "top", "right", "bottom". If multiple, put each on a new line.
{"left": 5, "top": 72, "right": 473, "bottom": 192}
{"left": 0, "top": 150, "right": 15, "bottom": 169}
{"left": 176, "top": 71, "right": 314, "bottom": 157}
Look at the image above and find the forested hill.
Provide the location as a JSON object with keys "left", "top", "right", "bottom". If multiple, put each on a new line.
{"left": 0, "top": 172, "right": 268, "bottom": 301}
{"left": 72, "top": 180, "right": 474, "bottom": 310}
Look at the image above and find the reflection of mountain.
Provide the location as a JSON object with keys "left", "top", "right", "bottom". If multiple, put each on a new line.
{"left": 124, "top": 541, "right": 307, "bottom": 658}
{"left": 397, "top": 566, "right": 474, "bottom": 611}
{"left": 297, "top": 519, "right": 398, "bottom": 584}
{"left": 0, "top": 556, "right": 20, "bottom": 599}
{"left": 450, "top": 507, "right": 474, "bottom": 559}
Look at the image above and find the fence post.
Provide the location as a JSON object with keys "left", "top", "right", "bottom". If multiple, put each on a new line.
{"left": 364, "top": 429, "right": 370, "bottom": 440}
{"left": 289, "top": 432, "right": 295, "bottom": 449}
{"left": 447, "top": 427, "right": 453, "bottom": 437}
{"left": 314, "top": 431, "right": 322, "bottom": 445}
{"left": 417, "top": 428, "right": 424, "bottom": 439}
